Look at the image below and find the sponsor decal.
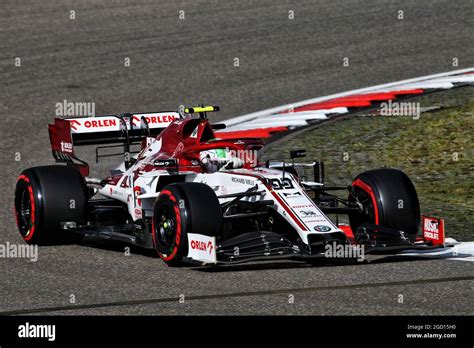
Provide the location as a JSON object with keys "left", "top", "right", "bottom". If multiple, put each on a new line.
{"left": 191, "top": 240, "right": 214, "bottom": 254}
{"left": 68, "top": 113, "right": 177, "bottom": 133}
{"left": 69, "top": 119, "right": 81, "bottom": 130}
{"left": 313, "top": 225, "right": 332, "bottom": 232}
{"left": 84, "top": 119, "right": 116, "bottom": 128}
{"left": 153, "top": 159, "right": 177, "bottom": 167}
{"left": 132, "top": 114, "right": 176, "bottom": 126}
{"left": 304, "top": 219, "right": 329, "bottom": 224}
{"left": 299, "top": 210, "right": 317, "bottom": 217}
{"left": 290, "top": 149, "right": 307, "bottom": 158}
{"left": 67, "top": 116, "right": 118, "bottom": 132}
{"left": 422, "top": 216, "right": 445, "bottom": 245}
{"left": 138, "top": 159, "right": 155, "bottom": 169}
{"left": 187, "top": 233, "right": 217, "bottom": 263}
{"left": 282, "top": 191, "right": 302, "bottom": 198}
{"left": 60, "top": 141, "right": 73, "bottom": 153}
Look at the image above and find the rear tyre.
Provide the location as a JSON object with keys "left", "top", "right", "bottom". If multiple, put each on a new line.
{"left": 348, "top": 168, "right": 420, "bottom": 240}
{"left": 153, "top": 182, "right": 222, "bottom": 266}
{"left": 14, "top": 165, "right": 88, "bottom": 245}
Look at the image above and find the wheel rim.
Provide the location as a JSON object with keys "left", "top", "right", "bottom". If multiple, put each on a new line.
{"left": 157, "top": 205, "right": 176, "bottom": 251}
{"left": 16, "top": 184, "right": 34, "bottom": 238}
{"left": 356, "top": 189, "right": 375, "bottom": 223}
{"left": 349, "top": 186, "right": 376, "bottom": 231}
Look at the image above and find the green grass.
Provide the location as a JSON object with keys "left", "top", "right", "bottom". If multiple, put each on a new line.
{"left": 262, "top": 88, "right": 474, "bottom": 241}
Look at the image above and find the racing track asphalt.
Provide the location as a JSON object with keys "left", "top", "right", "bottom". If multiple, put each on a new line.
{"left": 0, "top": 0, "right": 473, "bottom": 315}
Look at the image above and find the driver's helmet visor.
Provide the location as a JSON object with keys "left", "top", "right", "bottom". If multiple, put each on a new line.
{"left": 199, "top": 148, "right": 243, "bottom": 171}
{"left": 200, "top": 148, "right": 231, "bottom": 161}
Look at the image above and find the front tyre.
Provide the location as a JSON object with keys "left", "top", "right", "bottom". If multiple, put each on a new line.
{"left": 348, "top": 168, "right": 420, "bottom": 241}
{"left": 152, "top": 182, "right": 222, "bottom": 266}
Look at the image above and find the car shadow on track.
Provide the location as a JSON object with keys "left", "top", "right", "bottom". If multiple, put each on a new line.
{"left": 191, "top": 255, "right": 436, "bottom": 273}
{"left": 78, "top": 237, "right": 434, "bottom": 272}
{"left": 192, "top": 258, "right": 371, "bottom": 273}
{"left": 79, "top": 237, "right": 158, "bottom": 258}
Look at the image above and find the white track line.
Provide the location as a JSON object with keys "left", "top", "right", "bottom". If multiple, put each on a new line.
{"left": 224, "top": 67, "right": 474, "bottom": 127}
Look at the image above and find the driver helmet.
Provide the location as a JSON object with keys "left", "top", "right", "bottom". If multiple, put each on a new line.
{"left": 200, "top": 148, "right": 244, "bottom": 172}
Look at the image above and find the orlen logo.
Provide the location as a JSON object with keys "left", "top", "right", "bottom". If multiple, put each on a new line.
{"left": 69, "top": 118, "right": 117, "bottom": 130}
{"left": 190, "top": 239, "right": 214, "bottom": 255}
{"left": 84, "top": 119, "right": 117, "bottom": 128}
{"left": 132, "top": 114, "right": 176, "bottom": 126}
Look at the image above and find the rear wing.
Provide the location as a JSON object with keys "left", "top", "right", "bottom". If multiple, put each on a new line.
{"left": 48, "top": 112, "right": 180, "bottom": 176}
{"left": 66, "top": 112, "right": 179, "bottom": 145}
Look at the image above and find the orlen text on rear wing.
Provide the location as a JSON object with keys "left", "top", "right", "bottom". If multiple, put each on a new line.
{"left": 48, "top": 112, "right": 179, "bottom": 176}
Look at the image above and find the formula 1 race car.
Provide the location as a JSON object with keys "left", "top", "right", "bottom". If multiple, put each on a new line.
{"left": 14, "top": 106, "right": 447, "bottom": 265}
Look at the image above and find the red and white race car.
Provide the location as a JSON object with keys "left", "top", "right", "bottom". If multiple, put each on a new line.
{"left": 14, "top": 106, "right": 446, "bottom": 265}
